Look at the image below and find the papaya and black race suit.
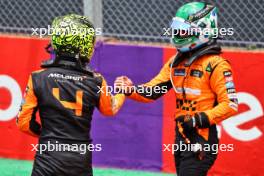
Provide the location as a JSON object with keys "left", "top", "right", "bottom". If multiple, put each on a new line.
{"left": 17, "top": 56, "right": 125, "bottom": 176}
{"left": 128, "top": 44, "right": 238, "bottom": 176}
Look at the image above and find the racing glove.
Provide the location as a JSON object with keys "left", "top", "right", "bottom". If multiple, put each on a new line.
{"left": 179, "top": 112, "right": 211, "bottom": 132}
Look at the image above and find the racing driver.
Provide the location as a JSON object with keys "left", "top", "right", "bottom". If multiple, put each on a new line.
{"left": 115, "top": 2, "right": 238, "bottom": 176}
{"left": 17, "top": 14, "right": 125, "bottom": 176}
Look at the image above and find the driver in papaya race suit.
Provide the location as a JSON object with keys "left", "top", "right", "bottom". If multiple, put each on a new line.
{"left": 115, "top": 2, "right": 238, "bottom": 176}
{"left": 17, "top": 14, "right": 125, "bottom": 176}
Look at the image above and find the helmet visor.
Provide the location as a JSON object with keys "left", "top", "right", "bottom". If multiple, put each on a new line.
{"left": 170, "top": 18, "right": 191, "bottom": 30}
{"left": 170, "top": 17, "right": 198, "bottom": 39}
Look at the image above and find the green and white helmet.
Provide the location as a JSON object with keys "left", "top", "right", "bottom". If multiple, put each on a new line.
{"left": 170, "top": 2, "right": 218, "bottom": 52}
{"left": 51, "top": 14, "right": 95, "bottom": 62}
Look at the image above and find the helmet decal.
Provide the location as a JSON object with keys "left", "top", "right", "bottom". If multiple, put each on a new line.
{"left": 170, "top": 2, "right": 218, "bottom": 53}
{"left": 51, "top": 14, "right": 96, "bottom": 62}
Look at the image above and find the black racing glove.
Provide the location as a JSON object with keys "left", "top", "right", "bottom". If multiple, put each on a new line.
{"left": 194, "top": 112, "right": 211, "bottom": 129}
{"left": 179, "top": 112, "right": 211, "bottom": 132}
{"left": 179, "top": 115, "right": 195, "bottom": 132}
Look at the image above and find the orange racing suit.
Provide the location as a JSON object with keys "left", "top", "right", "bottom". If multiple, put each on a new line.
{"left": 128, "top": 52, "right": 238, "bottom": 142}
{"left": 17, "top": 70, "right": 125, "bottom": 137}
{"left": 16, "top": 58, "right": 125, "bottom": 176}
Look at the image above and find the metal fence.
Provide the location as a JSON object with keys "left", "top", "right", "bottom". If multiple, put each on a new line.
{"left": 0, "top": 0, "right": 263, "bottom": 48}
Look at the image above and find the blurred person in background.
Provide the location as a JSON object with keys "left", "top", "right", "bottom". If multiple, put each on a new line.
{"left": 17, "top": 14, "right": 125, "bottom": 176}
{"left": 115, "top": 2, "right": 238, "bottom": 176}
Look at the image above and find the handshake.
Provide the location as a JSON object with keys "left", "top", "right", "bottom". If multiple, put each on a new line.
{"left": 114, "top": 76, "right": 134, "bottom": 95}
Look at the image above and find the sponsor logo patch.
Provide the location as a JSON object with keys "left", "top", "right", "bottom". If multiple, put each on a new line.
{"left": 206, "top": 63, "right": 212, "bottom": 72}
{"left": 225, "top": 81, "right": 235, "bottom": 89}
{"left": 223, "top": 71, "right": 232, "bottom": 77}
{"left": 225, "top": 76, "right": 233, "bottom": 82}
{"left": 175, "top": 87, "right": 201, "bottom": 95}
{"left": 228, "top": 93, "right": 238, "bottom": 99}
{"left": 190, "top": 69, "right": 203, "bottom": 78}
{"left": 230, "top": 98, "right": 238, "bottom": 104}
{"left": 229, "top": 102, "right": 238, "bottom": 111}
{"left": 227, "top": 88, "right": 236, "bottom": 94}
{"left": 188, "top": 4, "right": 214, "bottom": 22}
{"left": 48, "top": 73, "right": 84, "bottom": 81}
{"left": 174, "top": 69, "right": 186, "bottom": 76}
